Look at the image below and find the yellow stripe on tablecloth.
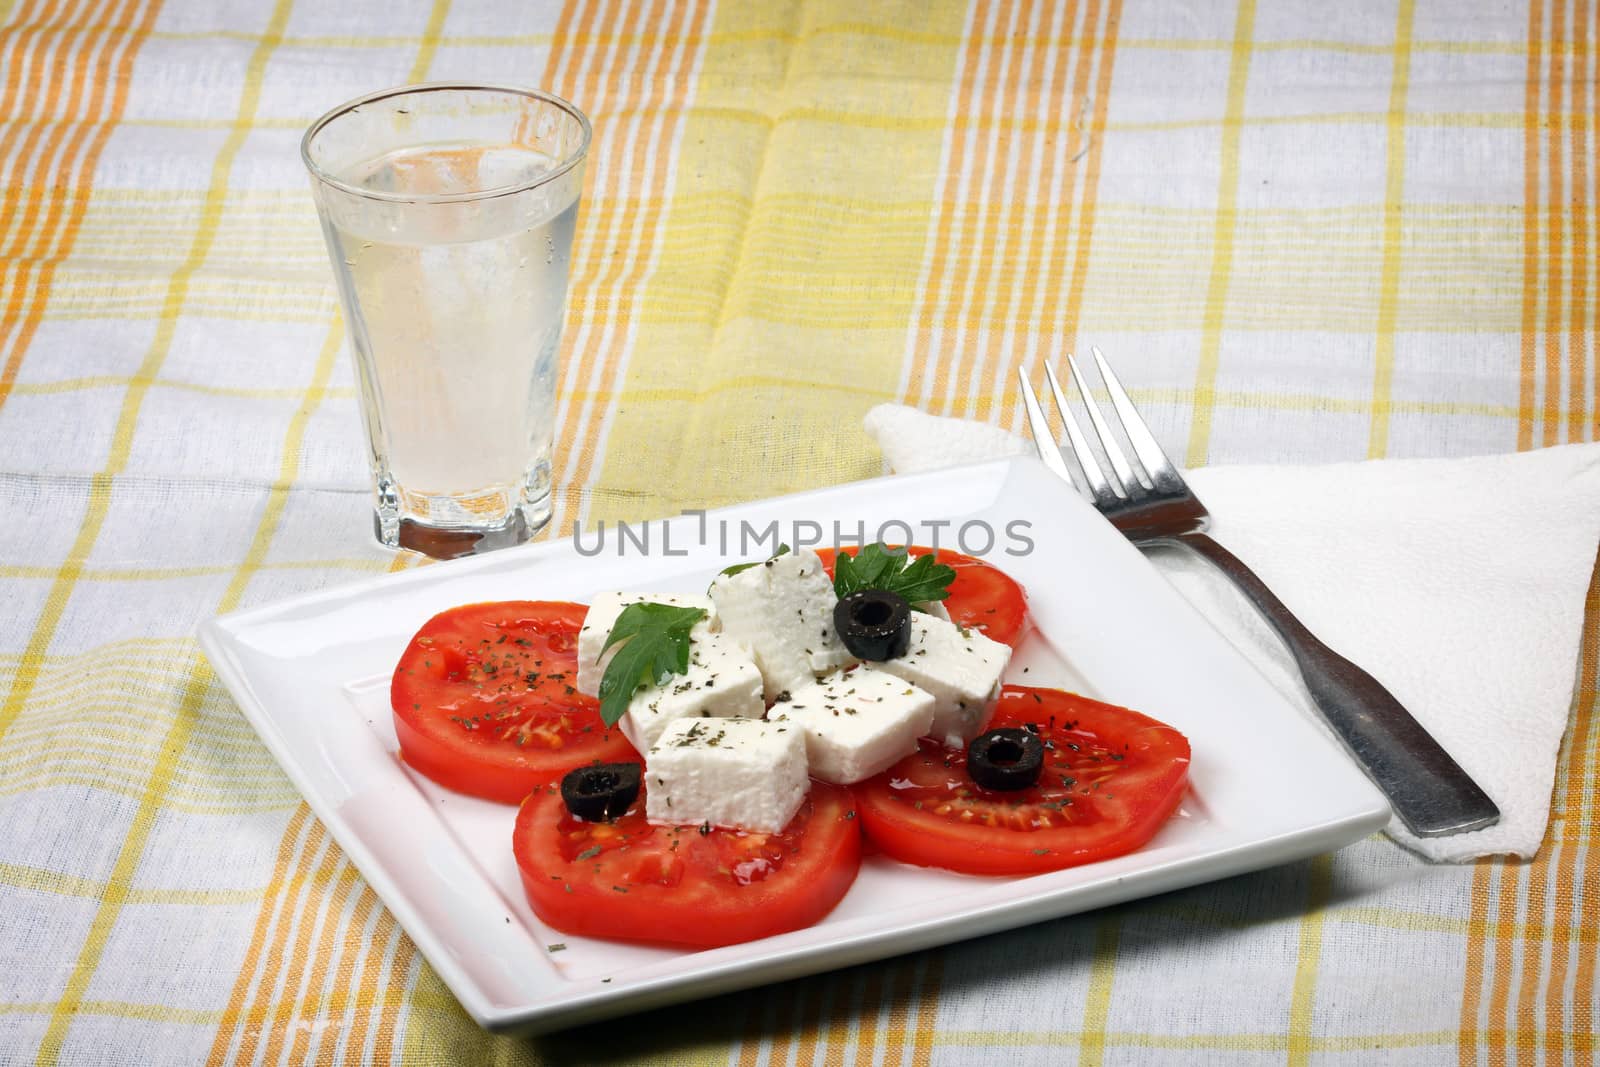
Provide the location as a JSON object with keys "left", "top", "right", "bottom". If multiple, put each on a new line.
{"left": 1184, "top": 0, "right": 1255, "bottom": 468}
{"left": 850, "top": 968, "right": 884, "bottom": 1067}
{"left": 0, "top": 1001, "right": 224, "bottom": 1026}
{"left": 0, "top": 557, "right": 385, "bottom": 580}
{"left": 1366, "top": 0, "right": 1416, "bottom": 460}
{"left": 1572, "top": 0, "right": 1593, "bottom": 445}
{"left": 912, "top": 953, "right": 943, "bottom": 1065}
{"left": 1536, "top": 548, "right": 1600, "bottom": 1055}
{"left": 0, "top": 861, "right": 266, "bottom": 907}
{"left": 257, "top": 824, "right": 347, "bottom": 1065}
{"left": 734, "top": 985, "right": 768, "bottom": 1067}
{"left": 371, "top": 934, "right": 422, "bottom": 1067}
{"left": 0, "top": 0, "right": 291, "bottom": 751}
{"left": 1286, "top": 853, "right": 1334, "bottom": 1067}
{"left": 1541, "top": 0, "right": 1567, "bottom": 452}
{"left": 1484, "top": 846, "right": 1528, "bottom": 1064}
{"left": 4, "top": 0, "right": 113, "bottom": 262}
{"left": 205, "top": 74, "right": 445, "bottom": 1067}
{"left": 408, "top": 0, "right": 450, "bottom": 82}
{"left": 875, "top": 957, "right": 921, "bottom": 1067}
{"left": 33, "top": 284, "right": 1540, "bottom": 333}
{"left": 4, "top": 733, "right": 292, "bottom": 784}
{"left": 59, "top": 198, "right": 1533, "bottom": 260}
{"left": 928, "top": 0, "right": 1031, "bottom": 419}
{"left": 98, "top": 104, "right": 1565, "bottom": 135}
{"left": 902, "top": 0, "right": 1008, "bottom": 413}
{"left": 1461, "top": 3, "right": 1600, "bottom": 1056}
{"left": 1058, "top": 0, "right": 1121, "bottom": 402}
{"left": 0, "top": 377, "right": 356, "bottom": 401}
{"left": 1517, "top": 0, "right": 1544, "bottom": 452}
{"left": 38, "top": 198, "right": 1531, "bottom": 336}
{"left": 581, "top": 0, "right": 966, "bottom": 522}
{"left": 0, "top": 770, "right": 292, "bottom": 807}
{"left": 121, "top": 25, "right": 1589, "bottom": 59}
{"left": 934, "top": 1028, "right": 1463, "bottom": 1052}
{"left": 1150, "top": 897, "right": 1598, "bottom": 941}
{"left": 207, "top": 807, "right": 320, "bottom": 1066}
{"left": 538, "top": 0, "right": 693, "bottom": 538}
{"left": 26, "top": 9, "right": 336, "bottom": 1035}
{"left": 989, "top": 0, "right": 1079, "bottom": 431}
{"left": 552, "top": 0, "right": 708, "bottom": 538}
{"left": 0, "top": 0, "right": 156, "bottom": 411}
{"left": 996, "top": 0, "right": 1088, "bottom": 428}
{"left": 320, "top": 886, "right": 393, "bottom": 1064}
{"left": 287, "top": 838, "right": 412, "bottom": 1064}
{"left": 1079, "top": 918, "right": 1120, "bottom": 1067}
{"left": 340, "top": 882, "right": 414, "bottom": 1065}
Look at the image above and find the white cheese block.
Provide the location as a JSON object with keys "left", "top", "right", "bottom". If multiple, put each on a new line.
{"left": 618, "top": 633, "right": 764, "bottom": 753}
{"left": 644, "top": 716, "right": 809, "bottom": 833}
{"left": 770, "top": 666, "right": 935, "bottom": 784}
{"left": 708, "top": 548, "right": 855, "bottom": 701}
{"left": 576, "top": 591, "right": 717, "bottom": 697}
{"left": 873, "top": 614, "right": 1012, "bottom": 746}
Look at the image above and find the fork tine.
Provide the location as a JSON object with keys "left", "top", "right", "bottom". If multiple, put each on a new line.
{"left": 1090, "top": 346, "right": 1187, "bottom": 493}
{"left": 1043, "top": 362, "right": 1122, "bottom": 506}
{"left": 1062, "top": 352, "right": 1138, "bottom": 495}
{"left": 1017, "top": 368, "right": 1078, "bottom": 488}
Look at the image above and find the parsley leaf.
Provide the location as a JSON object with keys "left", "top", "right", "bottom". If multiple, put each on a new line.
{"left": 597, "top": 603, "right": 708, "bottom": 727}
{"left": 833, "top": 543, "right": 956, "bottom": 605}
{"left": 717, "top": 543, "right": 791, "bottom": 579}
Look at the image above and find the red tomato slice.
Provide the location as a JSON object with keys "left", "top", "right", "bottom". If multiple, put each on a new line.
{"left": 390, "top": 601, "right": 634, "bottom": 804}
{"left": 814, "top": 545, "right": 1029, "bottom": 646}
{"left": 514, "top": 780, "right": 862, "bottom": 947}
{"left": 855, "top": 686, "right": 1190, "bottom": 875}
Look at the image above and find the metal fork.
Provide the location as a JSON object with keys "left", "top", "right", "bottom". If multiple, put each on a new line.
{"left": 1019, "top": 349, "right": 1499, "bottom": 838}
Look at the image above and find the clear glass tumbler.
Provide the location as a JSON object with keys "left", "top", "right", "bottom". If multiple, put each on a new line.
{"left": 301, "top": 84, "right": 590, "bottom": 559}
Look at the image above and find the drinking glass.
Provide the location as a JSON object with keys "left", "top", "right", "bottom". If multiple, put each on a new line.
{"left": 301, "top": 84, "right": 590, "bottom": 558}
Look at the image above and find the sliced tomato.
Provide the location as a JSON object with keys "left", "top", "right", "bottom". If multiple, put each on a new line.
{"left": 814, "top": 545, "right": 1029, "bottom": 646}
{"left": 855, "top": 686, "right": 1190, "bottom": 875}
{"left": 514, "top": 781, "right": 862, "bottom": 947}
{"left": 390, "top": 601, "right": 634, "bottom": 804}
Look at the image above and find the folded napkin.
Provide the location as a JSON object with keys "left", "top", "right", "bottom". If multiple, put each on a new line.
{"left": 864, "top": 404, "right": 1600, "bottom": 862}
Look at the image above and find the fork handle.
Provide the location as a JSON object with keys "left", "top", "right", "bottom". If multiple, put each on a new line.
{"left": 1174, "top": 531, "right": 1500, "bottom": 838}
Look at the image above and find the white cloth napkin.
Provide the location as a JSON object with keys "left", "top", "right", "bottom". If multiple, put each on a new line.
{"left": 864, "top": 404, "right": 1600, "bottom": 861}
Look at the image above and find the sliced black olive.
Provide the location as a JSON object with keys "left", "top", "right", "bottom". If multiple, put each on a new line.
{"left": 967, "top": 728, "right": 1044, "bottom": 791}
{"left": 560, "top": 762, "right": 642, "bottom": 822}
{"left": 833, "top": 589, "right": 912, "bottom": 661}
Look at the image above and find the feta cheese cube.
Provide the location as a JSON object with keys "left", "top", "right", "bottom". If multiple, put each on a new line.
{"left": 708, "top": 548, "right": 854, "bottom": 701}
{"left": 576, "top": 591, "right": 717, "bottom": 696}
{"left": 618, "top": 633, "right": 764, "bottom": 752}
{"left": 874, "top": 614, "right": 1012, "bottom": 746}
{"left": 770, "top": 666, "right": 935, "bottom": 784}
{"left": 645, "top": 717, "right": 809, "bottom": 833}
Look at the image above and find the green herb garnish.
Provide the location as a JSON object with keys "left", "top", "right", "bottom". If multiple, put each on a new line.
{"left": 833, "top": 543, "right": 956, "bottom": 605}
{"left": 597, "top": 602, "right": 708, "bottom": 727}
{"left": 717, "top": 543, "right": 791, "bottom": 580}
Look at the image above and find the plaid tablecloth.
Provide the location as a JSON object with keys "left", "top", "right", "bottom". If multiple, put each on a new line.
{"left": 1, "top": 0, "right": 1595, "bottom": 1063}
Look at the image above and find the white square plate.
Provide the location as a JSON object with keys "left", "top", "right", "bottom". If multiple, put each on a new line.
{"left": 199, "top": 457, "right": 1389, "bottom": 1034}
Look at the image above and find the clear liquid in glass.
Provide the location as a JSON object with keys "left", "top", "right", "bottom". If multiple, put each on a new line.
{"left": 321, "top": 143, "right": 579, "bottom": 555}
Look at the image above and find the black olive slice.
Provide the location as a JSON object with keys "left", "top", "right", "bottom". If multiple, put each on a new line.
{"left": 833, "top": 589, "right": 912, "bottom": 661}
{"left": 967, "top": 728, "right": 1044, "bottom": 791}
{"left": 560, "top": 762, "right": 642, "bottom": 822}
